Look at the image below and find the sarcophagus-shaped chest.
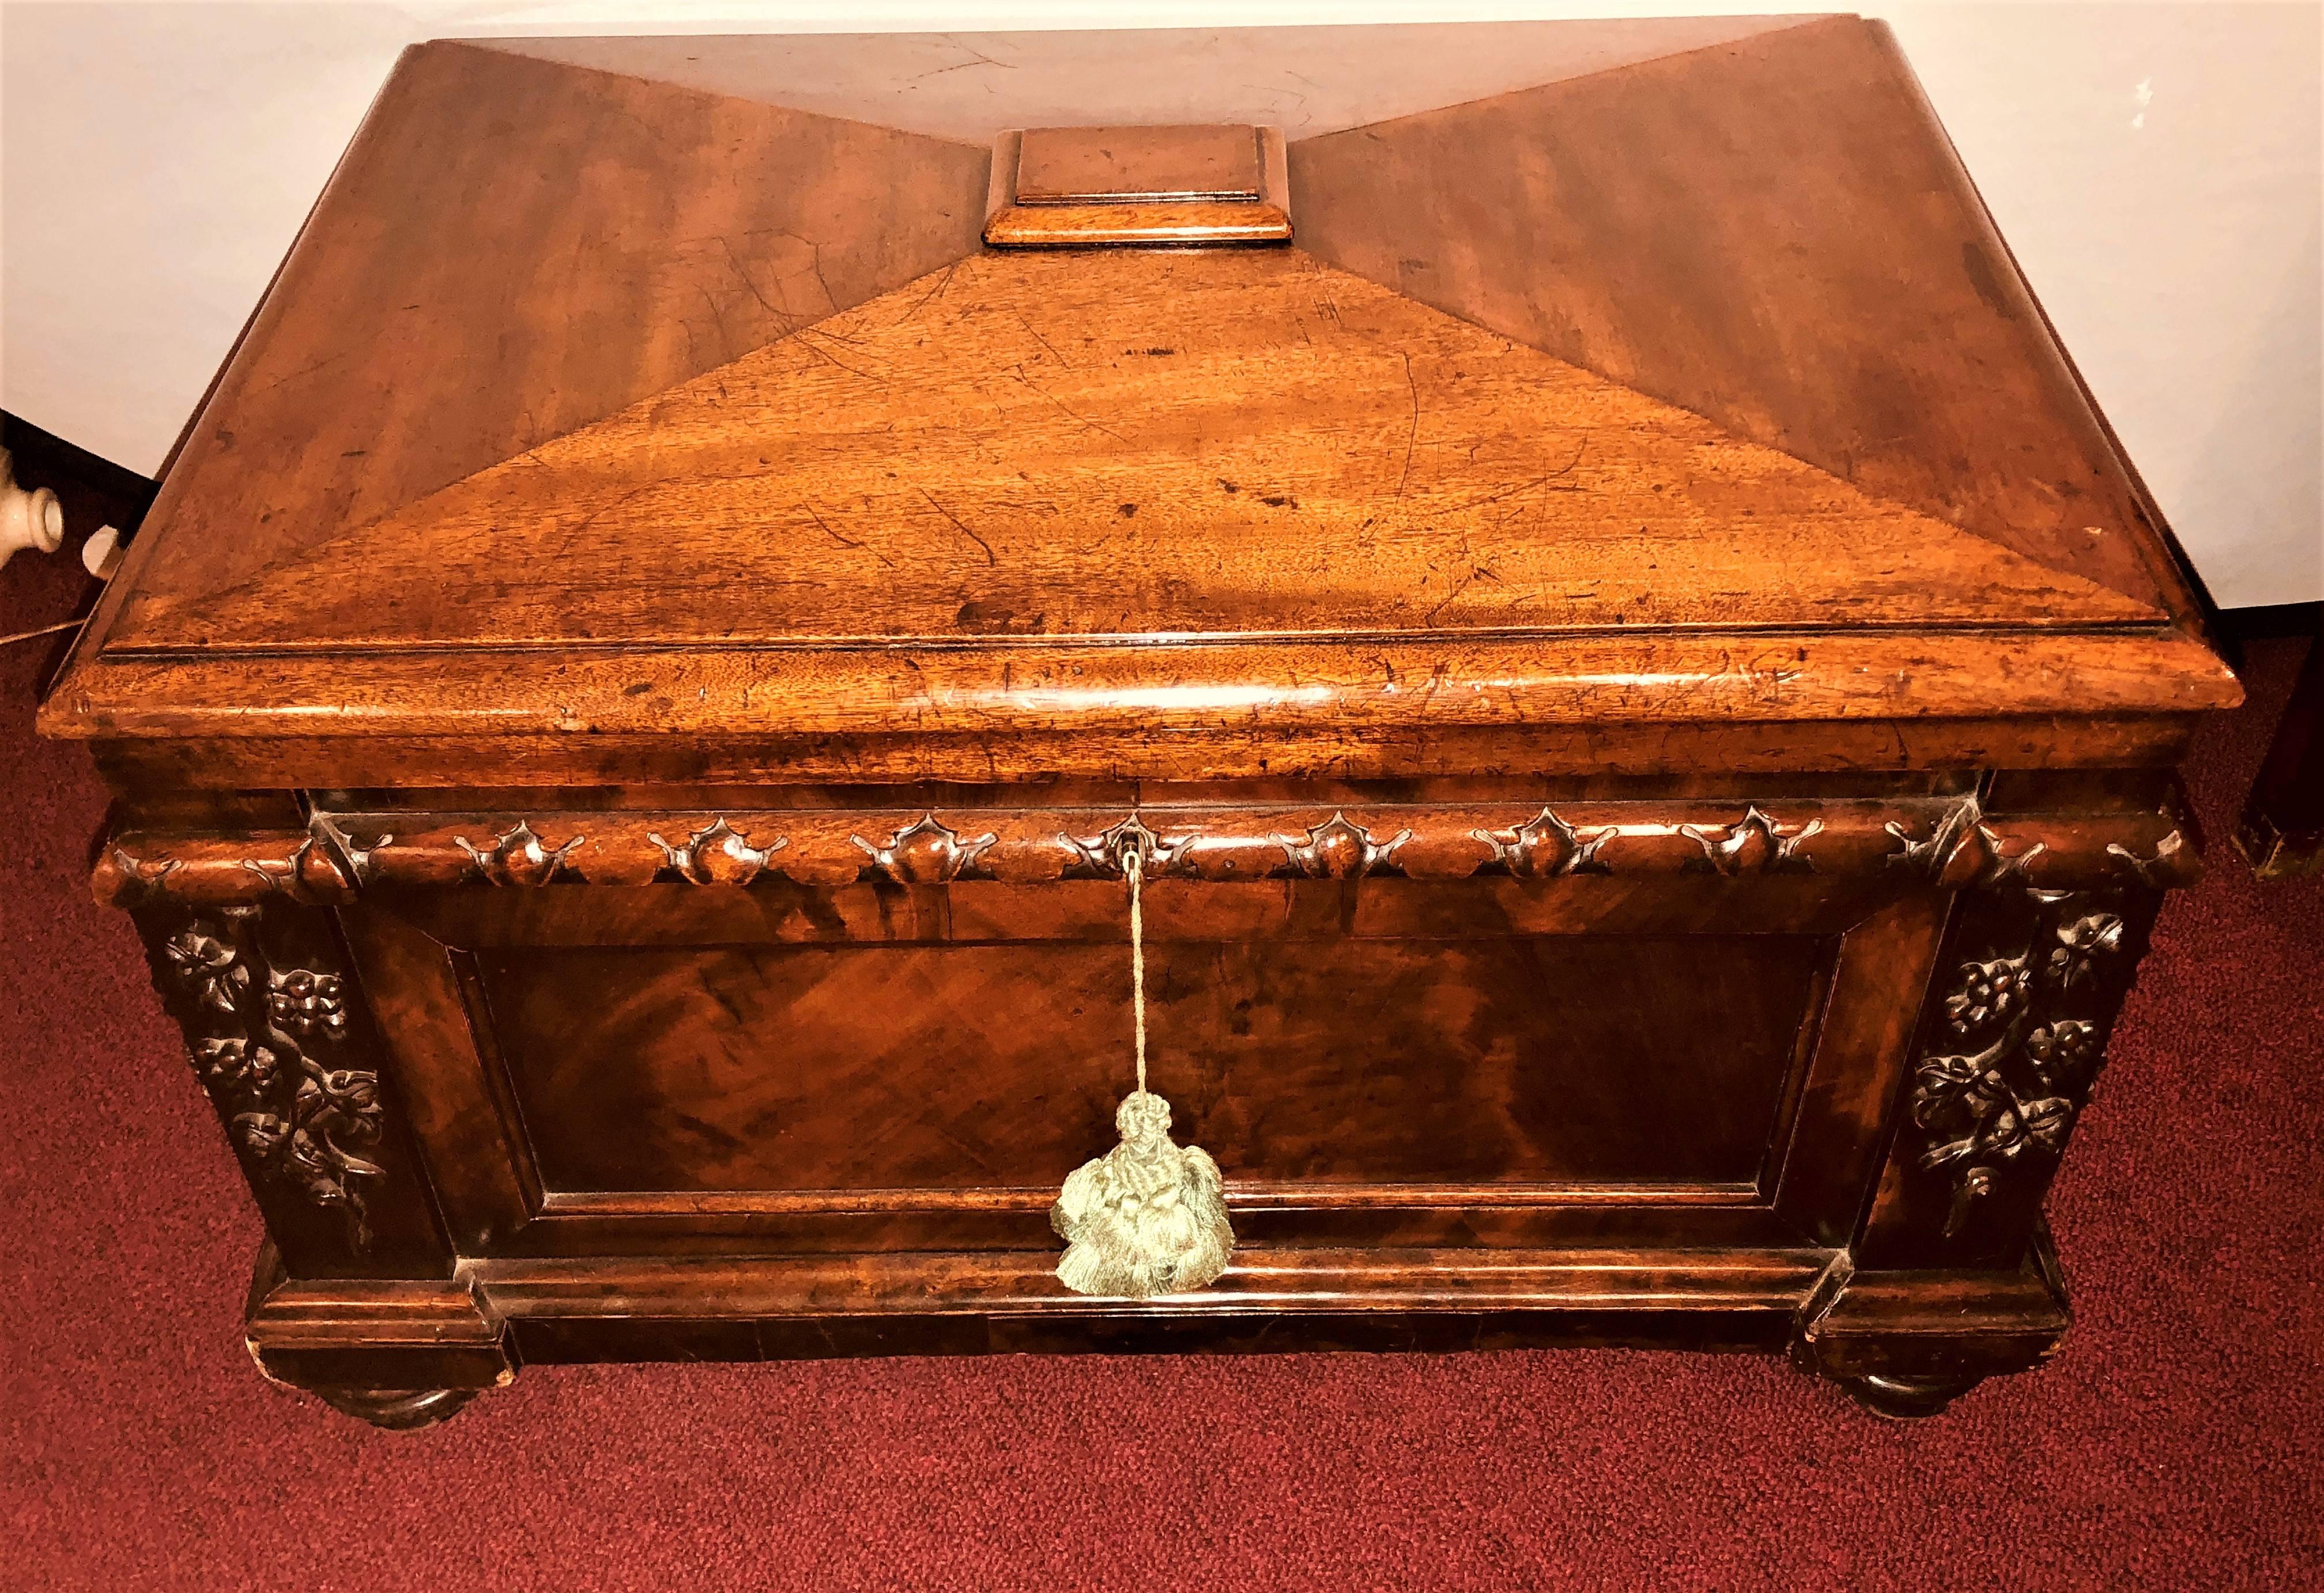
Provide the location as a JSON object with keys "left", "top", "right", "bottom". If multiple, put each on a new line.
{"left": 42, "top": 17, "right": 2239, "bottom": 1428}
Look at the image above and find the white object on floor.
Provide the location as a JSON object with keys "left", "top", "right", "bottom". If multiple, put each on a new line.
{"left": 0, "top": 446, "right": 66, "bottom": 571}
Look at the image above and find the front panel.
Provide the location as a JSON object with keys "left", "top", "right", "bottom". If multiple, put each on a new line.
{"left": 311, "top": 797, "right": 1986, "bottom": 1262}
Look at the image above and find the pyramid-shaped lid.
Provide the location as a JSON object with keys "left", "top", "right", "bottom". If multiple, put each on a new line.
{"left": 46, "top": 20, "right": 2237, "bottom": 788}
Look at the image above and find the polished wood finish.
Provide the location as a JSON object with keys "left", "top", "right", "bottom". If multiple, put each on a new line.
{"left": 1292, "top": 14, "right": 2200, "bottom": 628}
{"left": 985, "top": 127, "right": 1293, "bottom": 246}
{"left": 1791, "top": 1234, "right": 2072, "bottom": 1419}
{"left": 41, "top": 20, "right": 2238, "bottom": 1428}
{"left": 1017, "top": 126, "right": 1265, "bottom": 202}
{"left": 46, "top": 239, "right": 2232, "bottom": 778}
{"left": 105, "top": 246, "right": 2170, "bottom": 651}
{"left": 95, "top": 43, "right": 989, "bottom": 626}
{"left": 89, "top": 792, "right": 2200, "bottom": 903}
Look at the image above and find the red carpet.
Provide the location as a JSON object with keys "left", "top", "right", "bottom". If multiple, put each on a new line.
{"left": 4, "top": 546, "right": 2319, "bottom": 1590}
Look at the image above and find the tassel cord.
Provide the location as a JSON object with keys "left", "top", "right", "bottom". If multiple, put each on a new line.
{"left": 1050, "top": 837, "right": 1233, "bottom": 1300}
{"left": 1126, "top": 845, "right": 1147, "bottom": 1096}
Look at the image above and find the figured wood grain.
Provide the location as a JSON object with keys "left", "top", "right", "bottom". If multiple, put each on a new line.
{"left": 349, "top": 874, "right": 1897, "bottom": 952}
{"left": 1292, "top": 15, "right": 2190, "bottom": 621}
{"left": 476, "top": 1244, "right": 1832, "bottom": 1360}
{"left": 77, "top": 714, "right": 2216, "bottom": 793}
{"left": 112, "top": 247, "right": 2161, "bottom": 655}
{"left": 474, "top": 1246, "right": 1829, "bottom": 1317}
{"left": 46, "top": 32, "right": 2241, "bottom": 791}
{"left": 492, "top": 1203, "right": 1812, "bottom": 1262}
{"left": 52, "top": 626, "right": 2240, "bottom": 761}
{"left": 104, "top": 41, "right": 990, "bottom": 622}
{"left": 487, "top": 18, "right": 1812, "bottom": 145}
{"left": 479, "top": 934, "right": 1814, "bottom": 1193}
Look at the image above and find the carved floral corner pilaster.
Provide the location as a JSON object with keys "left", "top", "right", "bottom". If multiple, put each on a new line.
{"left": 1908, "top": 886, "right": 2137, "bottom": 1240}
{"left": 648, "top": 817, "right": 788, "bottom": 885}
{"left": 454, "top": 820, "right": 586, "bottom": 886}
{"left": 1061, "top": 813, "right": 1193, "bottom": 878}
{"left": 1272, "top": 812, "right": 1411, "bottom": 879}
{"left": 1679, "top": 806, "right": 1822, "bottom": 875}
{"left": 160, "top": 906, "right": 384, "bottom": 1246}
{"left": 1472, "top": 806, "right": 1615, "bottom": 877}
{"left": 851, "top": 813, "right": 997, "bottom": 884}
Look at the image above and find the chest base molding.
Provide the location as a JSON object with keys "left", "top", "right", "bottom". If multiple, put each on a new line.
{"left": 245, "top": 1236, "right": 2070, "bottom": 1427}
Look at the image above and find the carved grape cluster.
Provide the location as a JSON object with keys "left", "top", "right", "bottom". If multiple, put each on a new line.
{"left": 266, "top": 967, "right": 349, "bottom": 1042}
{"left": 1945, "top": 958, "right": 2030, "bottom": 1032}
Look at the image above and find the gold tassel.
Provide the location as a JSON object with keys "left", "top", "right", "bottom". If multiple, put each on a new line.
{"left": 1051, "top": 845, "right": 1233, "bottom": 1298}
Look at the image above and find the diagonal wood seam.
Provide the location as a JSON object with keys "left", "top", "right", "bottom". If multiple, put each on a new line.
{"left": 462, "top": 38, "right": 996, "bottom": 154}
{"left": 115, "top": 246, "right": 2159, "bottom": 652}
{"left": 1283, "top": 14, "right": 2174, "bottom": 620}
{"left": 485, "top": 15, "right": 1829, "bottom": 148}
{"left": 1270, "top": 13, "right": 1839, "bottom": 144}
{"left": 107, "top": 39, "right": 995, "bottom": 635}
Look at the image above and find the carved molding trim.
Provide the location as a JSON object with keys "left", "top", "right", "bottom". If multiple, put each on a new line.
{"left": 649, "top": 817, "right": 787, "bottom": 885}
{"left": 1882, "top": 794, "right": 1985, "bottom": 879}
{"left": 1272, "top": 812, "right": 1411, "bottom": 879}
{"left": 454, "top": 820, "right": 586, "bottom": 887}
{"left": 1908, "top": 886, "right": 2136, "bottom": 1240}
{"left": 1678, "top": 805, "right": 1822, "bottom": 875}
{"left": 161, "top": 906, "right": 383, "bottom": 1245}
{"left": 1473, "top": 807, "right": 1614, "bottom": 878}
{"left": 93, "top": 798, "right": 2199, "bottom": 903}
{"left": 1884, "top": 795, "right": 2197, "bottom": 892}
{"left": 312, "top": 814, "right": 394, "bottom": 885}
{"left": 851, "top": 813, "right": 998, "bottom": 884}
{"left": 2106, "top": 831, "right": 2190, "bottom": 888}
{"left": 1060, "top": 813, "right": 1194, "bottom": 878}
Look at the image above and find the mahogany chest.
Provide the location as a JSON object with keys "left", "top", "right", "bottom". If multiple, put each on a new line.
{"left": 41, "top": 18, "right": 2240, "bottom": 1427}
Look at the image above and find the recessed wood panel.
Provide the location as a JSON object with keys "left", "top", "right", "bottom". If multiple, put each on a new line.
{"left": 476, "top": 934, "right": 1822, "bottom": 1194}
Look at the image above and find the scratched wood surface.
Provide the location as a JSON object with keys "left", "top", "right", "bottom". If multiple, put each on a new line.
{"left": 45, "top": 25, "right": 2239, "bottom": 781}
{"left": 1015, "top": 125, "right": 1265, "bottom": 201}
{"left": 1292, "top": 15, "right": 2189, "bottom": 621}
{"left": 110, "top": 248, "right": 2161, "bottom": 653}
{"left": 111, "top": 41, "right": 991, "bottom": 614}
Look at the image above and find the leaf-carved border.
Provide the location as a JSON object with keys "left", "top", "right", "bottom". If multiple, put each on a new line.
{"left": 95, "top": 798, "right": 2197, "bottom": 903}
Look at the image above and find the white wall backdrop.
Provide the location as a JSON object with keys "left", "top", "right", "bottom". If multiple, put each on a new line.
{"left": 2, "top": 1, "right": 2317, "bottom": 606}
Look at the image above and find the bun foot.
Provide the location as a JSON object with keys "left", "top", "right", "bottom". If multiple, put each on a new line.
{"left": 1835, "top": 1371, "right": 1987, "bottom": 1421}
{"left": 310, "top": 1386, "right": 481, "bottom": 1430}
